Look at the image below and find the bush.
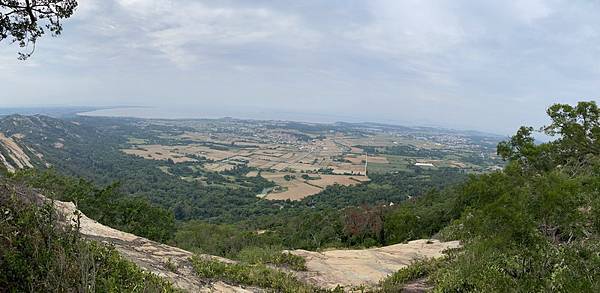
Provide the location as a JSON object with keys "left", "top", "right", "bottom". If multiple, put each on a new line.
{"left": 11, "top": 169, "right": 176, "bottom": 242}
{"left": 191, "top": 256, "right": 326, "bottom": 293}
{"left": 0, "top": 180, "right": 177, "bottom": 292}
{"left": 236, "top": 246, "right": 307, "bottom": 271}
{"left": 378, "top": 258, "right": 441, "bottom": 292}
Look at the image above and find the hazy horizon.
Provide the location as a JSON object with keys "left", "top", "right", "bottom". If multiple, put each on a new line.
{"left": 2, "top": 0, "right": 600, "bottom": 134}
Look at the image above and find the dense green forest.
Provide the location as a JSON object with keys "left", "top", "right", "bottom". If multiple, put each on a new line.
{"left": 11, "top": 170, "right": 176, "bottom": 243}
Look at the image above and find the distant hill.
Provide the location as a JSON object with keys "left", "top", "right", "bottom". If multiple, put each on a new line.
{"left": 0, "top": 114, "right": 106, "bottom": 172}
{"left": 0, "top": 106, "right": 106, "bottom": 118}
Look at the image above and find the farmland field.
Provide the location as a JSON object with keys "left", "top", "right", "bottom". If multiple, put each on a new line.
{"left": 256, "top": 172, "right": 370, "bottom": 200}
{"left": 116, "top": 119, "right": 503, "bottom": 200}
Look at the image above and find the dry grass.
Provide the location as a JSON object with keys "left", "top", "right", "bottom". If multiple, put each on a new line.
{"left": 350, "top": 147, "right": 364, "bottom": 153}
{"left": 331, "top": 163, "right": 366, "bottom": 175}
{"left": 204, "top": 163, "right": 235, "bottom": 172}
{"left": 121, "top": 134, "right": 370, "bottom": 177}
{"left": 176, "top": 145, "right": 237, "bottom": 161}
{"left": 265, "top": 181, "right": 323, "bottom": 201}
{"left": 308, "top": 175, "right": 369, "bottom": 189}
{"left": 122, "top": 145, "right": 197, "bottom": 163}
{"left": 261, "top": 173, "right": 369, "bottom": 201}
{"left": 245, "top": 171, "right": 259, "bottom": 177}
{"left": 368, "top": 156, "right": 389, "bottom": 164}
{"left": 345, "top": 155, "right": 365, "bottom": 164}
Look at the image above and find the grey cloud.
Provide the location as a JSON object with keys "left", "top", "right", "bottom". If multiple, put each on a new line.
{"left": 1, "top": 0, "right": 599, "bottom": 134}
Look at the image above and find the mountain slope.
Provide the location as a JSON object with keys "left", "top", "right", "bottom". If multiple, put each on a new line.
{"left": 52, "top": 188, "right": 458, "bottom": 292}
{"left": 0, "top": 132, "right": 35, "bottom": 172}
{"left": 0, "top": 114, "right": 105, "bottom": 172}
{"left": 374, "top": 101, "right": 600, "bottom": 291}
{"left": 53, "top": 198, "right": 255, "bottom": 292}
{"left": 3, "top": 168, "right": 459, "bottom": 291}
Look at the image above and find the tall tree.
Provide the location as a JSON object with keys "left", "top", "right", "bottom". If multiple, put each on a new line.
{"left": 0, "top": 0, "right": 77, "bottom": 59}
{"left": 497, "top": 101, "right": 599, "bottom": 174}
{"left": 544, "top": 101, "right": 599, "bottom": 159}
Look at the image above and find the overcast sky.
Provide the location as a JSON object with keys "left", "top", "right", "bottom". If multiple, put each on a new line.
{"left": 1, "top": 0, "right": 599, "bottom": 134}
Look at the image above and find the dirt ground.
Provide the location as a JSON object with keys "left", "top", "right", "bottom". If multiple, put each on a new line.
{"left": 344, "top": 155, "right": 365, "bottom": 164}
{"left": 368, "top": 156, "right": 389, "bottom": 164}
{"left": 122, "top": 145, "right": 197, "bottom": 163}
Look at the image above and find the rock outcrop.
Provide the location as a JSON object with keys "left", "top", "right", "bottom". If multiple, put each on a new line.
{"left": 290, "top": 239, "right": 460, "bottom": 290}
{"left": 0, "top": 132, "right": 34, "bottom": 172}
{"left": 50, "top": 198, "right": 259, "bottom": 292}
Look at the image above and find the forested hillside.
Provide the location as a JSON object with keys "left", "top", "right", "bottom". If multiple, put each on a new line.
{"left": 379, "top": 101, "right": 600, "bottom": 291}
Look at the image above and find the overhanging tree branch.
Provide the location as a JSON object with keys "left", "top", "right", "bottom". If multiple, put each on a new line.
{"left": 0, "top": 0, "right": 77, "bottom": 59}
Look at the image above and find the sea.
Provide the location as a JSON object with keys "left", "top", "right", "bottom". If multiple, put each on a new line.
{"left": 78, "top": 106, "right": 366, "bottom": 124}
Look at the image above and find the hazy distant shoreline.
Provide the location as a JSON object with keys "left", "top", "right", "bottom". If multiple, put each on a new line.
{"left": 78, "top": 107, "right": 504, "bottom": 138}
{"left": 78, "top": 107, "right": 359, "bottom": 124}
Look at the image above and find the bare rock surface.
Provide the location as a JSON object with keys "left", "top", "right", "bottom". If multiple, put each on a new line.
{"left": 290, "top": 239, "right": 460, "bottom": 290}
{"left": 0, "top": 132, "right": 34, "bottom": 172}
{"left": 51, "top": 199, "right": 260, "bottom": 292}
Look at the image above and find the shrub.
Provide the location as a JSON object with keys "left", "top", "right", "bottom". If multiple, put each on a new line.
{"left": 191, "top": 256, "right": 336, "bottom": 292}
{"left": 236, "top": 246, "right": 307, "bottom": 271}
{"left": 0, "top": 180, "right": 177, "bottom": 292}
{"left": 378, "top": 258, "right": 441, "bottom": 292}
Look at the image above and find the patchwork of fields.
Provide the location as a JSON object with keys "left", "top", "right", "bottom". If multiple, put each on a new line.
{"left": 120, "top": 119, "right": 503, "bottom": 200}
